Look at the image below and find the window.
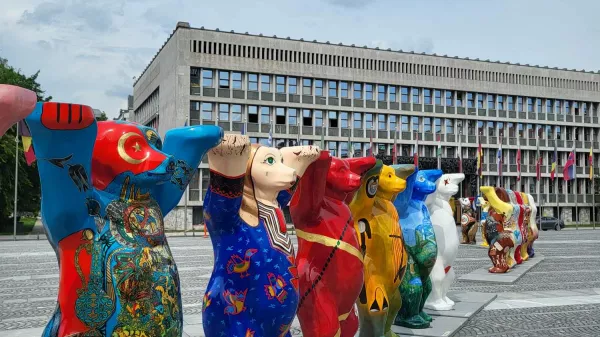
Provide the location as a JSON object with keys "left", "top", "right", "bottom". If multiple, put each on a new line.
{"left": 219, "top": 71, "right": 229, "bottom": 88}
{"left": 478, "top": 121, "right": 484, "bottom": 135}
{"left": 401, "top": 116, "right": 409, "bottom": 132}
{"left": 446, "top": 91, "right": 454, "bottom": 106}
{"left": 488, "top": 94, "right": 495, "bottom": 109}
{"left": 275, "top": 107, "right": 285, "bottom": 124}
{"left": 353, "top": 113, "right": 362, "bottom": 128}
{"left": 564, "top": 101, "right": 570, "bottom": 114}
{"left": 341, "top": 142, "right": 349, "bottom": 158}
{"left": 328, "top": 141, "right": 337, "bottom": 157}
{"left": 573, "top": 102, "right": 579, "bottom": 114}
{"left": 424, "top": 89, "right": 432, "bottom": 104}
{"left": 546, "top": 99, "right": 552, "bottom": 113}
{"left": 467, "top": 93, "right": 474, "bottom": 108}
{"left": 412, "top": 88, "right": 420, "bottom": 103}
{"left": 412, "top": 116, "right": 420, "bottom": 132}
{"left": 276, "top": 76, "right": 286, "bottom": 93}
{"left": 230, "top": 104, "right": 242, "bottom": 122}
{"left": 354, "top": 83, "right": 363, "bottom": 99}
{"left": 191, "top": 68, "right": 200, "bottom": 88}
{"left": 476, "top": 93, "right": 483, "bottom": 108}
{"left": 488, "top": 121, "right": 495, "bottom": 136}
{"left": 517, "top": 97, "right": 523, "bottom": 111}
{"left": 340, "top": 82, "right": 349, "bottom": 98}
{"left": 401, "top": 87, "right": 409, "bottom": 103}
{"left": 288, "top": 108, "right": 298, "bottom": 125}
{"left": 315, "top": 110, "right": 323, "bottom": 127}
{"left": 219, "top": 103, "right": 229, "bottom": 121}
{"left": 289, "top": 77, "right": 298, "bottom": 94}
{"left": 527, "top": 97, "right": 533, "bottom": 112}
{"left": 556, "top": 126, "right": 561, "bottom": 139}
{"left": 390, "top": 86, "right": 397, "bottom": 102}
{"left": 315, "top": 80, "right": 324, "bottom": 96}
{"left": 260, "top": 74, "right": 270, "bottom": 92}
{"left": 434, "top": 90, "right": 441, "bottom": 105}
{"left": 434, "top": 118, "right": 441, "bottom": 134}
{"left": 468, "top": 120, "right": 475, "bottom": 135}
{"left": 365, "top": 113, "right": 373, "bottom": 129}
{"left": 527, "top": 124, "right": 534, "bottom": 138}
{"left": 329, "top": 81, "right": 338, "bottom": 97}
{"left": 248, "top": 73, "right": 258, "bottom": 91}
{"left": 340, "top": 112, "right": 349, "bottom": 128}
{"left": 555, "top": 100, "right": 561, "bottom": 114}
{"left": 497, "top": 96, "right": 504, "bottom": 110}
{"left": 353, "top": 143, "right": 362, "bottom": 157}
{"left": 390, "top": 115, "right": 397, "bottom": 131}
{"left": 546, "top": 125, "right": 553, "bottom": 139}
{"left": 232, "top": 72, "right": 242, "bottom": 89}
{"left": 445, "top": 119, "right": 454, "bottom": 134}
{"left": 424, "top": 117, "right": 432, "bottom": 132}
{"left": 378, "top": 114, "right": 386, "bottom": 130}
{"left": 202, "top": 69, "right": 213, "bottom": 87}
{"left": 303, "top": 78, "right": 312, "bottom": 95}
{"left": 508, "top": 122, "right": 515, "bottom": 138}
{"left": 498, "top": 122, "right": 504, "bottom": 136}
{"left": 189, "top": 169, "right": 200, "bottom": 201}
{"left": 303, "top": 109, "right": 313, "bottom": 126}
{"left": 201, "top": 102, "right": 213, "bottom": 120}
{"left": 583, "top": 102, "right": 588, "bottom": 115}
{"left": 456, "top": 92, "right": 463, "bottom": 106}
{"left": 366, "top": 84, "right": 374, "bottom": 100}
{"left": 378, "top": 85, "right": 386, "bottom": 101}
{"left": 247, "top": 106, "right": 258, "bottom": 123}
{"left": 537, "top": 99, "right": 542, "bottom": 113}
{"left": 260, "top": 106, "right": 270, "bottom": 124}
{"left": 508, "top": 96, "right": 514, "bottom": 110}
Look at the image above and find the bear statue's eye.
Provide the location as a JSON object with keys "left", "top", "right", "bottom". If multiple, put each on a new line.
{"left": 388, "top": 174, "right": 392, "bottom": 178}
{"left": 418, "top": 176, "right": 425, "bottom": 182}
{"left": 264, "top": 156, "right": 276, "bottom": 165}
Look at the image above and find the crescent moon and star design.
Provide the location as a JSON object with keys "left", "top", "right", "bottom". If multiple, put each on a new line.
{"left": 118, "top": 132, "right": 150, "bottom": 164}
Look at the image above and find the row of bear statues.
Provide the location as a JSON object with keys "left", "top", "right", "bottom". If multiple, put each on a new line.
{"left": 0, "top": 84, "right": 537, "bottom": 337}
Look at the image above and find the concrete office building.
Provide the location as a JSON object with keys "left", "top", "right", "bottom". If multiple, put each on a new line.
{"left": 133, "top": 21, "right": 600, "bottom": 229}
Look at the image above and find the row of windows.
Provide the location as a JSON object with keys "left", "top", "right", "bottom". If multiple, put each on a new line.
{"left": 192, "top": 69, "right": 599, "bottom": 115}
{"left": 189, "top": 39, "right": 600, "bottom": 92}
{"left": 133, "top": 88, "right": 159, "bottom": 124}
{"left": 190, "top": 102, "right": 600, "bottom": 141}
{"left": 188, "top": 167, "right": 590, "bottom": 204}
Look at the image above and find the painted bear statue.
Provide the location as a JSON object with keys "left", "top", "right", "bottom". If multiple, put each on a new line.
{"left": 202, "top": 134, "right": 320, "bottom": 337}
{"left": 459, "top": 197, "right": 478, "bottom": 244}
{"left": 480, "top": 186, "right": 515, "bottom": 273}
{"left": 424, "top": 173, "right": 465, "bottom": 311}
{"left": 495, "top": 188, "right": 522, "bottom": 268}
{"left": 507, "top": 190, "right": 529, "bottom": 264}
{"left": 349, "top": 163, "right": 410, "bottom": 337}
{"left": 289, "top": 152, "right": 376, "bottom": 337}
{"left": 391, "top": 167, "right": 441, "bottom": 329}
{"left": 479, "top": 196, "right": 490, "bottom": 247}
{"left": 0, "top": 85, "right": 223, "bottom": 336}
{"left": 522, "top": 193, "right": 539, "bottom": 258}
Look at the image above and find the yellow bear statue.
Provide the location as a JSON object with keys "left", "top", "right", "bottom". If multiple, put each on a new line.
{"left": 349, "top": 161, "right": 410, "bottom": 337}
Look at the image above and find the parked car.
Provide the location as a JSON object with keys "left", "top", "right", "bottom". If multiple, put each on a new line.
{"left": 536, "top": 216, "right": 565, "bottom": 231}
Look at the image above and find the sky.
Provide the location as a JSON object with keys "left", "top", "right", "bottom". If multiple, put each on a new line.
{"left": 1, "top": 0, "right": 599, "bottom": 119}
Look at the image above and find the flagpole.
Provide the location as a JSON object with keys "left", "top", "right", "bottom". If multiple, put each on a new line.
{"left": 13, "top": 122, "right": 19, "bottom": 241}
{"left": 437, "top": 133, "right": 441, "bottom": 170}
{"left": 575, "top": 145, "right": 578, "bottom": 230}
{"left": 477, "top": 130, "right": 481, "bottom": 236}
{"left": 498, "top": 132, "right": 503, "bottom": 188}
{"left": 555, "top": 143, "right": 559, "bottom": 224}
{"left": 393, "top": 123, "right": 398, "bottom": 164}
{"left": 458, "top": 126, "right": 462, "bottom": 197}
{"left": 537, "top": 135, "right": 541, "bottom": 226}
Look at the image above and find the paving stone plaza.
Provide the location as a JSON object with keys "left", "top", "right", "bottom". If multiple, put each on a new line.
{"left": 1, "top": 229, "right": 600, "bottom": 337}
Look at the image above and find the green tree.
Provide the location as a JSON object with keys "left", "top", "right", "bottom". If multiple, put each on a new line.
{"left": 0, "top": 58, "right": 51, "bottom": 228}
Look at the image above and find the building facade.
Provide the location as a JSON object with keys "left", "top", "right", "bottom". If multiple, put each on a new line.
{"left": 133, "top": 21, "right": 600, "bottom": 229}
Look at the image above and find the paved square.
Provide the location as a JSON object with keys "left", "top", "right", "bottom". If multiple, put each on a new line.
{"left": 0, "top": 229, "right": 600, "bottom": 336}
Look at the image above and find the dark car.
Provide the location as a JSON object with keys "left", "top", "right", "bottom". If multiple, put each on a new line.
{"left": 536, "top": 216, "right": 565, "bottom": 231}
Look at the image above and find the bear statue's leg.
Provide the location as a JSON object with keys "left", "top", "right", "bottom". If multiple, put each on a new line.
{"left": 528, "top": 242, "right": 535, "bottom": 258}
{"left": 521, "top": 244, "right": 530, "bottom": 262}
{"left": 506, "top": 245, "right": 516, "bottom": 268}
{"left": 460, "top": 226, "right": 469, "bottom": 244}
{"left": 488, "top": 245, "right": 503, "bottom": 273}
{"left": 418, "top": 277, "right": 433, "bottom": 322}
{"left": 340, "top": 306, "right": 359, "bottom": 337}
{"left": 514, "top": 244, "right": 523, "bottom": 264}
{"left": 383, "top": 288, "right": 402, "bottom": 337}
{"left": 423, "top": 261, "right": 452, "bottom": 311}
{"left": 467, "top": 223, "right": 478, "bottom": 244}
{"left": 442, "top": 266, "right": 456, "bottom": 306}
{"left": 395, "top": 269, "right": 429, "bottom": 329}
{"left": 297, "top": 290, "right": 341, "bottom": 337}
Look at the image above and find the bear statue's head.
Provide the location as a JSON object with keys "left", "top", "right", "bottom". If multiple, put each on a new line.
{"left": 433, "top": 173, "right": 464, "bottom": 201}
{"left": 326, "top": 156, "right": 376, "bottom": 201}
{"left": 92, "top": 121, "right": 176, "bottom": 193}
{"left": 459, "top": 197, "right": 471, "bottom": 209}
{"left": 411, "top": 169, "right": 443, "bottom": 202}
{"left": 375, "top": 165, "right": 406, "bottom": 201}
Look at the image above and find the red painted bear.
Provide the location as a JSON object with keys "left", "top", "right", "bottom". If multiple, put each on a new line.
{"left": 289, "top": 152, "right": 376, "bottom": 337}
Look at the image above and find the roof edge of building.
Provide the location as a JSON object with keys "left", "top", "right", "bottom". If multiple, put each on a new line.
{"left": 133, "top": 21, "right": 600, "bottom": 88}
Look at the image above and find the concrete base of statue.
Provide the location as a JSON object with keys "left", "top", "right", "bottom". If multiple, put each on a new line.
{"left": 392, "top": 291, "right": 496, "bottom": 337}
{"left": 458, "top": 255, "right": 545, "bottom": 284}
